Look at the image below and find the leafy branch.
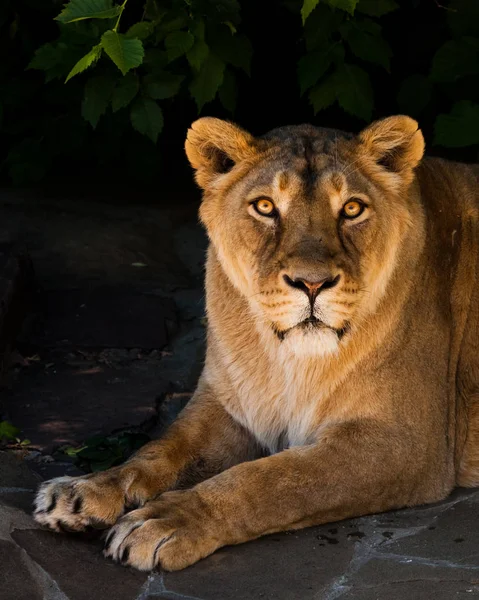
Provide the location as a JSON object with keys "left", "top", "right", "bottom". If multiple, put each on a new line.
{"left": 3, "top": 0, "right": 479, "bottom": 186}
{"left": 29, "top": 0, "right": 251, "bottom": 143}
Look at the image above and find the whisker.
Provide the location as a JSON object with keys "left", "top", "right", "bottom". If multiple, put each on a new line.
{"left": 340, "top": 155, "right": 364, "bottom": 178}
{"left": 246, "top": 291, "right": 265, "bottom": 300}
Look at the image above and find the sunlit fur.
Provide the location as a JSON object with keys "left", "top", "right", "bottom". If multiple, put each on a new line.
{"left": 34, "top": 116, "right": 479, "bottom": 573}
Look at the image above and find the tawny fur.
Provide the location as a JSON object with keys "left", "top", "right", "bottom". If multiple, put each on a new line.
{"left": 34, "top": 116, "right": 479, "bottom": 572}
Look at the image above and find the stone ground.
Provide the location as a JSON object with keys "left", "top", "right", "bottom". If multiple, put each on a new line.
{"left": 1, "top": 190, "right": 479, "bottom": 599}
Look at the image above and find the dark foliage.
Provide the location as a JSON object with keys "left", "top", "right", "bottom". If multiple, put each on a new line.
{"left": 0, "top": 0, "right": 477, "bottom": 191}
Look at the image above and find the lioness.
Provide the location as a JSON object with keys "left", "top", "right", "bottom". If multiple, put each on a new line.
{"left": 34, "top": 116, "right": 479, "bottom": 572}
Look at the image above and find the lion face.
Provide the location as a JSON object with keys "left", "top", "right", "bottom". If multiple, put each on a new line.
{"left": 186, "top": 117, "right": 424, "bottom": 357}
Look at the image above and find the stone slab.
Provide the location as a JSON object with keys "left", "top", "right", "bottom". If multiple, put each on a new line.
{"left": 2, "top": 460, "right": 479, "bottom": 600}
{"left": 0, "top": 192, "right": 197, "bottom": 291}
{"left": 25, "top": 456, "right": 83, "bottom": 481}
{"left": 0, "top": 451, "right": 42, "bottom": 489}
{"left": 382, "top": 492, "right": 479, "bottom": 564}
{"left": 0, "top": 244, "right": 34, "bottom": 383}
{"left": 0, "top": 490, "right": 36, "bottom": 514}
{"left": 30, "top": 286, "right": 178, "bottom": 350}
{"left": 12, "top": 529, "right": 148, "bottom": 600}
{"left": 2, "top": 349, "right": 167, "bottom": 451}
{"left": 164, "top": 521, "right": 359, "bottom": 600}
{"left": 342, "top": 558, "right": 479, "bottom": 599}
{"left": 0, "top": 539, "right": 44, "bottom": 600}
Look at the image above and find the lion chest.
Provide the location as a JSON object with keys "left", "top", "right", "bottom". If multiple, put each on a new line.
{"left": 225, "top": 364, "right": 326, "bottom": 454}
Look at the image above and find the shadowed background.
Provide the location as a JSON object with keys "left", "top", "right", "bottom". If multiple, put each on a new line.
{"left": 0, "top": 0, "right": 478, "bottom": 199}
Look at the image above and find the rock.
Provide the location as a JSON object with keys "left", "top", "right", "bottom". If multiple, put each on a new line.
{"left": 0, "top": 244, "right": 35, "bottom": 383}
{"left": 4, "top": 191, "right": 479, "bottom": 600}
{"left": 164, "top": 522, "right": 358, "bottom": 600}
{"left": 382, "top": 490, "right": 479, "bottom": 563}
{"left": 11, "top": 529, "right": 147, "bottom": 600}
{"left": 2, "top": 352, "right": 167, "bottom": 452}
{"left": 30, "top": 286, "right": 178, "bottom": 350}
{"left": 0, "top": 539, "right": 44, "bottom": 600}
{"left": 0, "top": 451, "right": 42, "bottom": 489}
{"left": 0, "top": 452, "right": 41, "bottom": 528}
{"left": 0, "top": 192, "right": 197, "bottom": 292}
{"left": 25, "top": 457, "right": 83, "bottom": 481}
{"left": 342, "top": 558, "right": 479, "bottom": 599}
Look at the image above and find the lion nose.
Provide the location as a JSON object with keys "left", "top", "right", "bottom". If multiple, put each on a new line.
{"left": 283, "top": 274, "right": 340, "bottom": 300}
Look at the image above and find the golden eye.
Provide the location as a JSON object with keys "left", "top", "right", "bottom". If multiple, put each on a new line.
{"left": 342, "top": 199, "right": 364, "bottom": 219}
{"left": 253, "top": 198, "right": 276, "bottom": 217}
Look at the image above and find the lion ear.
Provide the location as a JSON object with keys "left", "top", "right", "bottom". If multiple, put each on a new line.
{"left": 185, "top": 117, "right": 257, "bottom": 188}
{"left": 358, "top": 116, "right": 425, "bottom": 177}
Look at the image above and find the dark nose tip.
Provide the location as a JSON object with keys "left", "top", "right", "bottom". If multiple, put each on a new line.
{"left": 283, "top": 274, "right": 340, "bottom": 299}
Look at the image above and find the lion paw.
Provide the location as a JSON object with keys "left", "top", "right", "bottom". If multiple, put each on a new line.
{"left": 34, "top": 475, "right": 126, "bottom": 532}
{"left": 103, "top": 491, "right": 220, "bottom": 571}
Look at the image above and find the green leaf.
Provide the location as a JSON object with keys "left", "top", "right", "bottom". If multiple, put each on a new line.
{"left": 130, "top": 97, "right": 164, "bottom": 143}
{"left": 156, "top": 12, "right": 188, "bottom": 38}
{"left": 434, "top": 101, "right": 479, "bottom": 148}
{"left": 28, "top": 43, "right": 62, "bottom": 71}
{"left": 218, "top": 69, "right": 237, "bottom": 113}
{"left": 430, "top": 37, "right": 479, "bottom": 83}
{"left": 144, "top": 0, "right": 166, "bottom": 22}
{"left": 30, "top": 43, "right": 93, "bottom": 83}
{"left": 145, "top": 72, "right": 184, "bottom": 100}
{"left": 111, "top": 72, "right": 139, "bottom": 111}
{"left": 356, "top": 0, "right": 398, "bottom": 16}
{"left": 84, "top": 434, "right": 109, "bottom": 447}
{"left": 143, "top": 48, "right": 169, "bottom": 71}
{"left": 303, "top": 4, "right": 344, "bottom": 51}
{"left": 194, "top": 0, "right": 241, "bottom": 25}
{"left": 165, "top": 31, "right": 195, "bottom": 62}
{"left": 81, "top": 74, "right": 115, "bottom": 128}
{"left": 325, "top": 0, "right": 358, "bottom": 14}
{"left": 91, "top": 457, "right": 120, "bottom": 471}
{"left": 101, "top": 30, "right": 144, "bottom": 75}
{"left": 341, "top": 21, "right": 392, "bottom": 70}
{"left": 220, "top": 35, "right": 252, "bottom": 75}
{"left": 187, "top": 20, "right": 209, "bottom": 71}
{"left": 187, "top": 39, "right": 209, "bottom": 72}
{"left": 308, "top": 75, "right": 337, "bottom": 114}
{"left": 298, "top": 48, "right": 334, "bottom": 96}
{"left": 55, "top": 0, "right": 121, "bottom": 24}
{"left": 224, "top": 21, "right": 237, "bottom": 34}
{"left": 57, "top": 20, "right": 102, "bottom": 44}
{"left": 301, "top": 0, "right": 319, "bottom": 24}
{"left": 448, "top": 0, "right": 479, "bottom": 37}
{"left": 129, "top": 432, "right": 151, "bottom": 450}
{"left": 356, "top": 19, "right": 381, "bottom": 35}
{"left": 208, "top": 27, "right": 253, "bottom": 75}
{"left": 65, "top": 44, "right": 102, "bottom": 82}
{"left": 62, "top": 445, "right": 87, "bottom": 457}
{"left": 334, "top": 63, "right": 373, "bottom": 121}
{"left": 126, "top": 22, "right": 154, "bottom": 40}
{"left": 76, "top": 447, "right": 111, "bottom": 460}
{"left": 189, "top": 53, "right": 225, "bottom": 112}
{"left": 0, "top": 421, "right": 21, "bottom": 441}
{"left": 397, "top": 74, "right": 432, "bottom": 117}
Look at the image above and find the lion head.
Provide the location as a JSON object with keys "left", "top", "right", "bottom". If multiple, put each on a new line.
{"left": 185, "top": 116, "right": 425, "bottom": 358}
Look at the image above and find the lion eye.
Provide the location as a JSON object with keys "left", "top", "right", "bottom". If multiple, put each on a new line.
{"left": 342, "top": 199, "right": 364, "bottom": 219}
{"left": 253, "top": 198, "right": 276, "bottom": 217}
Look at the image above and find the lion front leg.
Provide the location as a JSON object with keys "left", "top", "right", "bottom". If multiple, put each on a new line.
{"left": 105, "top": 419, "right": 454, "bottom": 571}
{"left": 34, "top": 389, "right": 258, "bottom": 533}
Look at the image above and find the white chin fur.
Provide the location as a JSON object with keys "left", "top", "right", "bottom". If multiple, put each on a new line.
{"left": 280, "top": 327, "right": 340, "bottom": 358}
